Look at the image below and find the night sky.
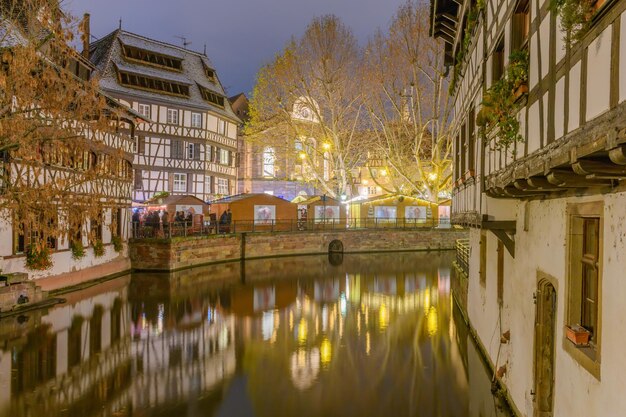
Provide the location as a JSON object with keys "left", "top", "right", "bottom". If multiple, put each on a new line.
{"left": 64, "top": 0, "right": 407, "bottom": 97}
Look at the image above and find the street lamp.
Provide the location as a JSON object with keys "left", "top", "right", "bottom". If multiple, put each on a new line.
{"left": 322, "top": 142, "right": 331, "bottom": 151}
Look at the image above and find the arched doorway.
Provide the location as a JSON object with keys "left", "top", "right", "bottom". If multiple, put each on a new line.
{"left": 534, "top": 279, "right": 556, "bottom": 417}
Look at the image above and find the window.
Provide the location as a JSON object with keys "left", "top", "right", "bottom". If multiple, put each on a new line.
{"left": 217, "top": 119, "right": 227, "bottom": 136}
{"left": 91, "top": 211, "right": 103, "bottom": 242}
{"left": 173, "top": 173, "right": 187, "bottom": 192}
{"left": 566, "top": 202, "right": 602, "bottom": 377}
{"left": 138, "top": 103, "right": 151, "bottom": 118}
{"left": 188, "top": 143, "right": 200, "bottom": 160}
{"left": 217, "top": 178, "right": 229, "bottom": 195}
{"left": 263, "top": 147, "right": 275, "bottom": 177}
{"left": 205, "top": 175, "right": 212, "bottom": 194}
{"left": 511, "top": 0, "right": 530, "bottom": 52}
{"left": 206, "top": 145, "right": 213, "bottom": 162}
{"left": 122, "top": 44, "right": 182, "bottom": 71}
{"left": 118, "top": 71, "right": 189, "bottom": 97}
{"left": 13, "top": 213, "right": 57, "bottom": 254}
{"left": 167, "top": 108, "right": 179, "bottom": 125}
{"left": 199, "top": 86, "right": 225, "bottom": 107}
{"left": 479, "top": 231, "right": 487, "bottom": 287}
{"left": 219, "top": 148, "right": 230, "bottom": 165}
{"left": 492, "top": 37, "right": 505, "bottom": 83}
{"left": 137, "top": 135, "right": 146, "bottom": 154}
{"left": 374, "top": 206, "right": 396, "bottom": 220}
{"left": 171, "top": 140, "right": 184, "bottom": 159}
{"left": 191, "top": 112, "right": 202, "bottom": 128}
{"left": 134, "top": 169, "right": 143, "bottom": 190}
{"left": 367, "top": 186, "right": 378, "bottom": 195}
{"left": 468, "top": 107, "right": 476, "bottom": 172}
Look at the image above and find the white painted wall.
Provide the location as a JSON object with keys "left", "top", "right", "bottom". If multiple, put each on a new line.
{"left": 466, "top": 190, "right": 626, "bottom": 417}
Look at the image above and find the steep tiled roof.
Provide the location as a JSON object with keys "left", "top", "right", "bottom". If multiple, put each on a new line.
{"left": 89, "top": 29, "right": 240, "bottom": 123}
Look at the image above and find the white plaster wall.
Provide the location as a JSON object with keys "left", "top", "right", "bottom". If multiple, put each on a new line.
{"left": 568, "top": 62, "right": 581, "bottom": 132}
{"left": 554, "top": 76, "right": 565, "bottom": 140}
{"left": 539, "top": 15, "right": 551, "bottom": 81}
{"left": 466, "top": 191, "right": 626, "bottom": 417}
{"left": 620, "top": 12, "right": 626, "bottom": 103}
{"left": 527, "top": 101, "right": 541, "bottom": 154}
{"left": 586, "top": 27, "right": 612, "bottom": 122}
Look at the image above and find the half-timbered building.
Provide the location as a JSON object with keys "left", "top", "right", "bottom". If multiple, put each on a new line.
{"left": 0, "top": 13, "right": 140, "bottom": 279}
{"left": 89, "top": 30, "right": 240, "bottom": 202}
{"left": 432, "top": 0, "right": 626, "bottom": 415}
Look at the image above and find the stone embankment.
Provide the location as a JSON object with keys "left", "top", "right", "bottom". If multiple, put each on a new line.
{"left": 129, "top": 228, "right": 468, "bottom": 271}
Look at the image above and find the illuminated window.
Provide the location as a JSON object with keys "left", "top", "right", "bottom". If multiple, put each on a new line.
{"left": 263, "top": 147, "right": 275, "bottom": 177}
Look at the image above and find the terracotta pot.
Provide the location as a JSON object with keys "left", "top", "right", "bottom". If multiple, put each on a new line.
{"left": 512, "top": 83, "right": 528, "bottom": 100}
{"left": 565, "top": 325, "right": 591, "bottom": 346}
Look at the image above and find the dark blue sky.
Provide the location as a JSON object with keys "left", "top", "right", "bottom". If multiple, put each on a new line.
{"left": 65, "top": 0, "right": 406, "bottom": 96}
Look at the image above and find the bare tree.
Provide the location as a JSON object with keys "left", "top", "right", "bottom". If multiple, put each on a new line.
{"left": 247, "top": 15, "right": 369, "bottom": 199}
{"left": 0, "top": 0, "right": 133, "bottom": 269}
{"left": 361, "top": 1, "right": 453, "bottom": 202}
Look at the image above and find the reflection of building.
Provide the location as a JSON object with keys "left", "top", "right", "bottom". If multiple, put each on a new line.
{"left": 0, "top": 279, "right": 132, "bottom": 417}
{"left": 89, "top": 29, "right": 240, "bottom": 202}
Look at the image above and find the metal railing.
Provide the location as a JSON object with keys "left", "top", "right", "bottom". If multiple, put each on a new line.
{"left": 131, "top": 217, "right": 449, "bottom": 239}
{"left": 455, "top": 238, "right": 470, "bottom": 275}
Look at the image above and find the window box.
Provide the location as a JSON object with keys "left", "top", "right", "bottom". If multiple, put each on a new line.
{"left": 565, "top": 324, "right": 591, "bottom": 346}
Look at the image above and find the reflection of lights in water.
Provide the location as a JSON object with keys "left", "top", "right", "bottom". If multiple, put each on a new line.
{"left": 357, "top": 312, "right": 361, "bottom": 335}
{"left": 141, "top": 313, "right": 147, "bottom": 330}
{"left": 290, "top": 348, "right": 320, "bottom": 390}
{"left": 366, "top": 332, "right": 371, "bottom": 355}
{"left": 320, "top": 338, "right": 332, "bottom": 366}
{"left": 207, "top": 308, "right": 212, "bottom": 323}
{"left": 340, "top": 293, "right": 347, "bottom": 316}
{"left": 322, "top": 306, "right": 328, "bottom": 332}
{"left": 262, "top": 311, "right": 274, "bottom": 341}
{"left": 289, "top": 311, "right": 294, "bottom": 331}
{"left": 379, "top": 303, "right": 389, "bottom": 330}
{"left": 315, "top": 316, "right": 320, "bottom": 335}
{"left": 427, "top": 306, "right": 438, "bottom": 337}
{"left": 424, "top": 288, "right": 431, "bottom": 313}
{"left": 345, "top": 275, "right": 350, "bottom": 300}
{"left": 297, "top": 319, "right": 308, "bottom": 344}
{"left": 219, "top": 326, "right": 229, "bottom": 350}
{"left": 364, "top": 306, "right": 369, "bottom": 326}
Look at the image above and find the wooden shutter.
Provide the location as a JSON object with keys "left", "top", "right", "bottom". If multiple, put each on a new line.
{"left": 138, "top": 136, "right": 146, "bottom": 154}
{"left": 187, "top": 174, "right": 193, "bottom": 193}
{"left": 168, "top": 173, "right": 174, "bottom": 192}
{"left": 194, "top": 143, "right": 200, "bottom": 160}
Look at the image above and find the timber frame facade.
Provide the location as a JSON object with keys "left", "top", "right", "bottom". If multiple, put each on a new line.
{"left": 0, "top": 16, "right": 139, "bottom": 278}
{"left": 432, "top": 0, "right": 626, "bottom": 416}
{"left": 89, "top": 30, "right": 240, "bottom": 202}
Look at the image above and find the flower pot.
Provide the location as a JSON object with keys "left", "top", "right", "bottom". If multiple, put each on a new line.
{"left": 565, "top": 324, "right": 591, "bottom": 346}
{"left": 512, "top": 83, "right": 528, "bottom": 100}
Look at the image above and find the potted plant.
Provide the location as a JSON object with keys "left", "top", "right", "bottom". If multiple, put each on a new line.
{"left": 70, "top": 239, "right": 85, "bottom": 260}
{"left": 93, "top": 239, "right": 105, "bottom": 257}
{"left": 111, "top": 235, "right": 123, "bottom": 253}
{"left": 565, "top": 324, "right": 591, "bottom": 346}
{"left": 508, "top": 50, "right": 529, "bottom": 100}
{"left": 25, "top": 244, "right": 53, "bottom": 270}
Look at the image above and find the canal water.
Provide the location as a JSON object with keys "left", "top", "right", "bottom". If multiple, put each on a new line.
{"left": 0, "top": 252, "right": 512, "bottom": 417}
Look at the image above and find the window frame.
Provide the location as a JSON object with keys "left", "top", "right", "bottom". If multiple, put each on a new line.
{"left": 191, "top": 112, "right": 202, "bottom": 128}
{"left": 564, "top": 201, "right": 603, "bottom": 379}
{"left": 166, "top": 108, "right": 179, "bottom": 125}
{"left": 138, "top": 103, "right": 151, "bottom": 119}
{"left": 173, "top": 173, "right": 187, "bottom": 192}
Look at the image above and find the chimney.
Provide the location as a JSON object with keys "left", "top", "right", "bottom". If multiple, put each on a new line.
{"left": 82, "top": 13, "right": 90, "bottom": 60}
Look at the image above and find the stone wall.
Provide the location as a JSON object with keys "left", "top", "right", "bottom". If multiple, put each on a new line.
{"left": 129, "top": 229, "right": 468, "bottom": 271}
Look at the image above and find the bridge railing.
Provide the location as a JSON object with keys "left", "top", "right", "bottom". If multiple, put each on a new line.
{"left": 131, "top": 217, "right": 450, "bottom": 239}
{"left": 455, "top": 238, "right": 470, "bottom": 275}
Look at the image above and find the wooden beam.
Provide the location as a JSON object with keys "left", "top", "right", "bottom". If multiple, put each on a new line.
{"left": 572, "top": 159, "right": 626, "bottom": 176}
{"left": 526, "top": 176, "right": 570, "bottom": 190}
{"left": 491, "top": 229, "right": 515, "bottom": 258}
{"left": 546, "top": 169, "right": 611, "bottom": 187}
{"left": 482, "top": 220, "right": 517, "bottom": 232}
{"left": 609, "top": 145, "right": 626, "bottom": 165}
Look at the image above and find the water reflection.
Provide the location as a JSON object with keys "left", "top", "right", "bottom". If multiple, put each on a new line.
{"left": 0, "top": 252, "right": 512, "bottom": 417}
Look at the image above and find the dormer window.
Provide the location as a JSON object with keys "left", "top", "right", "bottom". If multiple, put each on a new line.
{"left": 198, "top": 85, "right": 225, "bottom": 108}
{"left": 118, "top": 70, "right": 190, "bottom": 97}
{"left": 204, "top": 65, "right": 216, "bottom": 82}
{"left": 121, "top": 44, "right": 183, "bottom": 71}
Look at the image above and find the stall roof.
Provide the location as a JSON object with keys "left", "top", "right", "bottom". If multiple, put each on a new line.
{"left": 145, "top": 194, "right": 208, "bottom": 206}
{"left": 358, "top": 194, "right": 434, "bottom": 205}
{"left": 298, "top": 195, "right": 342, "bottom": 205}
{"left": 210, "top": 193, "right": 292, "bottom": 204}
